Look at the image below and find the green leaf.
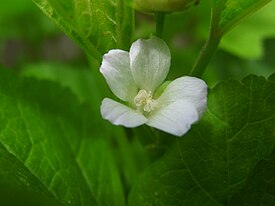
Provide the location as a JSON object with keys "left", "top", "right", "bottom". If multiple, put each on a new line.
{"left": 0, "top": 144, "right": 64, "bottom": 206}
{"left": 0, "top": 67, "right": 125, "bottom": 206}
{"left": 211, "top": 0, "right": 271, "bottom": 37}
{"left": 32, "top": 0, "right": 134, "bottom": 60}
{"left": 220, "top": 0, "right": 275, "bottom": 59}
{"left": 0, "top": 0, "right": 33, "bottom": 21}
{"left": 21, "top": 62, "right": 151, "bottom": 193}
{"left": 189, "top": 0, "right": 272, "bottom": 76}
{"left": 21, "top": 62, "right": 106, "bottom": 104}
{"left": 228, "top": 149, "right": 275, "bottom": 206}
{"left": 129, "top": 73, "right": 275, "bottom": 205}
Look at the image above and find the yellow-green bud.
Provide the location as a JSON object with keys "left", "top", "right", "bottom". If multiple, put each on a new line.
{"left": 126, "top": 0, "right": 200, "bottom": 13}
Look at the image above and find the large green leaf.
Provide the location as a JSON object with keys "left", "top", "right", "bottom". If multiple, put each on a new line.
{"left": 0, "top": 67, "right": 126, "bottom": 206}
{"left": 20, "top": 62, "right": 151, "bottom": 191}
{"left": 129, "top": 73, "right": 275, "bottom": 205}
{"left": 32, "top": 0, "right": 134, "bottom": 60}
{"left": 0, "top": 144, "right": 64, "bottom": 206}
{"left": 211, "top": 0, "right": 271, "bottom": 37}
{"left": 228, "top": 149, "right": 275, "bottom": 206}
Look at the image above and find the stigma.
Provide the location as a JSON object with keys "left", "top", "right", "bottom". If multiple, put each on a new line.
{"left": 134, "top": 89, "right": 158, "bottom": 112}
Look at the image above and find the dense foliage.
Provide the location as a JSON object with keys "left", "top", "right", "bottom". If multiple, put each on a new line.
{"left": 0, "top": 0, "right": 274, "bottom": 205}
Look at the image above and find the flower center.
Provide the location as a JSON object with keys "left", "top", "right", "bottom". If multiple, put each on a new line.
{"left": 134, "top": 89, "right": 158, "bottom": 113}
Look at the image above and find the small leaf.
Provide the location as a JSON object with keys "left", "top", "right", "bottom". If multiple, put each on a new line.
{"left": 32, "top": 0, "right": 134, "bottom": 60}
{"left": 0, "top": 67, "right": 126, "bottom": 206}
{"left": 129, "top": 73, "right": 275, "bottom": 205}
{"left": 211, "top": 0, "right": 271, "bottom": 37}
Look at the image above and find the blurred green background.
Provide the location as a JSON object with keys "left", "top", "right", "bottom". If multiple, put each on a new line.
{"left": 1, "top": 0, "right": 274, "bottom": 88}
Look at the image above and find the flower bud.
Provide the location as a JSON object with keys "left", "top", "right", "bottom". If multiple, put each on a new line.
{"left": 126, "top": 0, "right": 200, "bottom": 13}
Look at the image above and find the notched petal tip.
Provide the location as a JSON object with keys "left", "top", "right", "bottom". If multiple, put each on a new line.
{"left": 100, "top": 49, "right": 128, "bottom": 73}
{"left": 130, "top": 36, "right": 171, "bottom": 92}
{"left": 99, "top": 49, "right": 138, "bottom": 102}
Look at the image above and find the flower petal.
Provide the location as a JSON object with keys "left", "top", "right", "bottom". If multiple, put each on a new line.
{"left": 130, "top": 37, "right": 171, "bottom": 92}
{"left": 147, "top": 100, "right": 199, "bottom": 136}
{"left": 157, "top": 76, "right": 207, "bottom": 117}
{"left": 100, "top": 49, "right": 138, "bottom": 102}
{"left": 101, "top": 98, "right": 147, "bottom": 127}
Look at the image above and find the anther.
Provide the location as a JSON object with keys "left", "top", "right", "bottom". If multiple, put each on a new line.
{"left": 134, "top": 89, "right": 158, "bottom": 112}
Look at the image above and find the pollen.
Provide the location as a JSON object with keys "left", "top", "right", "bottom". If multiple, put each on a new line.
{"left": 134, "top": 89, "right": 158, "bottom": 112}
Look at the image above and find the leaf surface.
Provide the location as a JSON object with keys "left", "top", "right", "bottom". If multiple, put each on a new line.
{"left": 32, "top": 0, "right": 133, "bottom": 60}
{"left": 21, "top": 62, "right": 106, "bottom": 104}
{"left": 220, "top": 0, "right": 275, "bottom": 59}
{"left": 228, "top": 149, "right": 275, "bottom": 206}
{"left": 129, "top": 73, "right": 275, "bottom": 205}
{"left": 211, "top": 0, "right": 271, "bottom": 37}
{"left": 0, "top": 67, "right": 125, "bottom": 206}
{"left": 0, "top": 144, "right": 64, "bottom": 206}
{"left": 21, "top": 62, "right": 151, "bottom": 195}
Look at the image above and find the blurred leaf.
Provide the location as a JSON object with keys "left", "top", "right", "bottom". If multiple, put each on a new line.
{"left": 164, "top": 0, "right": 211, "bottom": 76}
{"left": 189, "top": 0, "right": 273, "bottom": 76}
{"left": 203, "top": 50, "right": 275, "bottom": 87}
{"left": 21, "top": 62, "right": 105, "bottom": 104}
{"left": 211, "top": 0, "right": 271, "bottom": 37}
{"left": 0, "top": 0, "right": 33, "bottom": 21}
{"left": 129, "top": 73, "right": 275, "bottom": 205}
{"left": 220, "top": 0, "right": 275, "bottom": 59}
{"left": 32, "top": 0, "right": 134, "bottom": 60}
{"left": 0, "top": 66, "right": 125, "bottom": 206}
{"left": 0, "top": 0, "right": 57, "bottom": 40}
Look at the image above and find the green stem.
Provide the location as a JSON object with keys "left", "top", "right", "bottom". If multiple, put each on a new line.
{"left": 155, "top": 12, "right": 165, "bottom": 38}
{"left": 189, "top": 34, "right": 221, "bottom": 77}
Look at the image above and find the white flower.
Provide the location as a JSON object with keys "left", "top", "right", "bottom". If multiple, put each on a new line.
{"left": 99, "top": 37, "right": 207, "bottom": 137}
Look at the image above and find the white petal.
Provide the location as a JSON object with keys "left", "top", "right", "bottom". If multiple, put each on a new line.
{"left": 147, "top": 101, "right": 199, "bottom": 137}
{"left": 100, "top": 98, "right": 147, "bottom": 127}
{"left": 129, "top": 37, "right": 171, "bottom": 92}
{"left": 157, "top": 76, "right": 207, "bottom": 117}
{"left": 100, "top": 49, "right": 138, "bottom": 102}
